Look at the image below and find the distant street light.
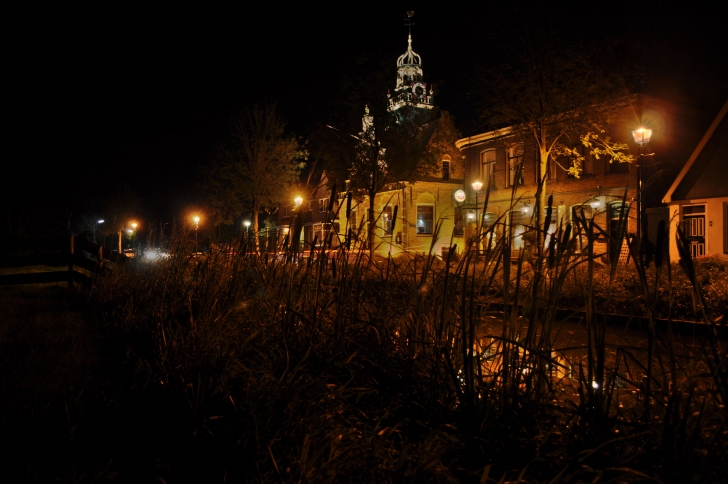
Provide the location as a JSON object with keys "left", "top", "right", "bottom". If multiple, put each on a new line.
{"left": 243, "top": 220, "right": 251, "bottom": 243}
{"left": 631, "top": 127, "right": 653, "bottom": 250}
{"left": 93, "top": 219, "right": 104, "bottom": 244}
{"left": 192, "top": 215, "right": 201, "bottom": 253}
{"left": 294, "top": 196, "right": 303, "bottom": 208}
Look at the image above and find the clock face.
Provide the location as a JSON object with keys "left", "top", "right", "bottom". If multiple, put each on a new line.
{"left": 413, "top": 83, "right": 425, "bottom": 97}
{"left": 454, "top": 189, "right": 466, "bottom": 203}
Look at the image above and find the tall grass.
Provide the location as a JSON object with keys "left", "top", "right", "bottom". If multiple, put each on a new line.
{"left": 3, "top": 196, "right": 727, "bottom": 482}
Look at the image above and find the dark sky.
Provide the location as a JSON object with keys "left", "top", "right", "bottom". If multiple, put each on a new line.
{"left": 9, "top": 3, "right": 727, "bottom": 226}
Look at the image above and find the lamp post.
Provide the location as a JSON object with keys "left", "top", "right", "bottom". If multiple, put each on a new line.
{"left": 471, "top": 180, "right": 483, "bottom": 252}
{"left": 631, "top": 127, "right": 652, "bottom": 250}
{"left": 129, "top": 221, "right": 138, "bottom": 251}
{"left": 243, "top": 220, "right": 251, "bottom": 244}
{"left": 192, "top": 215, "right": 200, "bottom": 253}
{"left": 93, "top": 219, "right": 104, "bottom": 244}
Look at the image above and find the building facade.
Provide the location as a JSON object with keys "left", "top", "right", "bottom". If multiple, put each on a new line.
{"left": 332, "top": 29, "right": 465, "bottom": 258}
{"left": 454, "top": 95, "right": 705, "bottom": 261}
{"left": 663, "top": 100, "right": 728, "bottom": 261}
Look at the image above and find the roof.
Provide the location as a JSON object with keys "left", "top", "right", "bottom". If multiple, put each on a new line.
{"left": 455, "top": 127, "right": 513, "bottom": 150}
{"left": 663, "top": 99, "right": 728, "bottom": 203}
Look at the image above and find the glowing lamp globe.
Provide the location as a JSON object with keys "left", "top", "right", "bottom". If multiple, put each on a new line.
{"left": 471, "top": 181, "right": 483, "bottom": 192}
{"left": 632, "top": 127, "right": 652, "bottom": 146}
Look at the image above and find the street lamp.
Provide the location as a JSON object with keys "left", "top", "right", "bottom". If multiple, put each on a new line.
{"left": 192, "top": 215, "right": 201, "bottom": 253}
{"left": 471, "top": 180, "right": 483, "bottom": 252}
{"left": 631, "top": 127, "right": 652, "bottom": 249}
{"left": 243, "top": 220, "right": 251, "bottom": 242}
{"left": 294, "top": 196, "right": 303, "bottom": 208}
{"left": 93, "top": 219, "right": 104, "bottom": 244}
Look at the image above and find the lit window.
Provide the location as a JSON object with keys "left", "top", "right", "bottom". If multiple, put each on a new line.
{"left": 442, "top": 161, "right": 451, "bottom": 181}
{"left": 508, "top": 210, "right": 527, "bottom": 249}
{"left": 417, "top": 205, "right": 433, "bottom": 234}
{"left": 382, "top": 206, "right": 394, "bottom": 235}
{"left": 319, "top": 198, "right": 329, "bottom": 213}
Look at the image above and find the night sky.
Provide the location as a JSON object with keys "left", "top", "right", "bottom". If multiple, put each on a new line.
{"left": 8, "top": 4, "right": 727, "bottom": 228}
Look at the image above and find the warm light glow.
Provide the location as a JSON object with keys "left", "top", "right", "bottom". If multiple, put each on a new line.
{"left": 590, "top": 200, "right": 601, "bottom": 209}
{"left": 192, "top": 215, "right": 200, "bottom": 225}
{"left": 521, "top": 206, "right": 530, "bottom": 214}
{"left": 471, "top": 180, "right": 483, "bottom": 192}
{"left": 632, "top": 127, "right": 652, "bottom": 146}
{"left": 127, "top": 229, "right": 133, "bottom": 235}
{"left": 466, "top": 212, "right": 475, "bottom": 220}
{"left": 130, "top": 222, "right": 138, "bottom": 229}
{"left": 294, "top": 196, "right": 303, "bottom": 207}
{"left": 243, "top": 220, "right": 251, "bottom": 228}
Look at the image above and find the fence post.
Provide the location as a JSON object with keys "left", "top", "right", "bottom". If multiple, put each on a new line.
{"left": 68, "top": 235, "right": 75, "bottom": 288}
{"left": 97, "top": 244, "right": 104, "bottom": 277}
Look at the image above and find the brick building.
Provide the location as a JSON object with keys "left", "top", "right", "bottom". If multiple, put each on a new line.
{"left": 455, "top": 95, "right": 707, "bottom": 260}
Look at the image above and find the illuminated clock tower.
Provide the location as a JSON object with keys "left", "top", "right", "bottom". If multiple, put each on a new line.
{"left": 389, "top": 12, "right": 434, "bottom": 113}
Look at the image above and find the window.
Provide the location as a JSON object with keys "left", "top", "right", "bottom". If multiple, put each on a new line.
{"left": 480, "top": 150, "right": 496, "bottom": 189}
{"left": 569, "top": 146, "right": 593, "bottom": 177}
{"left": 281, "top": 206, "right": 290, "bottom": 218}
{"left": 417, "top": 205, "right": 433, "bottom": 234}
{"left": 608, "top": 202, "right": 629, "bottom": 261}
{"left": 583, "top": 147, "right": 594, "bottom": 175}
{"left": 507, "top": 145, "right": 524, "bottom": 187}
{"left": 382, "top": 206, "right": 394, "bottom": 235}
{"left": 319, "top": 198, "right": 329, "bottom": 213}
{"left": 481, "top": 212, "right": 498, "bottom": 247}
{"left": 544, "top": 156, "right": 557, "bottom": 181}
{"left": 442, "top": 160, "right": 451, "bottom": 181}
{"left": 312, "top": 224, "right": 324, "bottom": 247}
{"left": 454, "top": 209, "right": 464, "bottom": 236}
{"left": 682, "top": 205, "right": 706, "bottom": 258}
{"left": 508, "top": 210, "right": 527, "bottom": 250}
{"left": 543, "top": 208, "right": 558, "bottom": 247}
{"left": 348, "top": 209, "right": 357, "bottom": 230}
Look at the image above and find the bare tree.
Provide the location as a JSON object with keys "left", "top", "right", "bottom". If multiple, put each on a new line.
{"left": 203, "top": 104, "right": 305, "bottom": 241}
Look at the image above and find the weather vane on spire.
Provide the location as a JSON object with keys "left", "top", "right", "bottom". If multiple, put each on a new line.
{"left": 405, "top": 11, "right": 415, "bottom": 35}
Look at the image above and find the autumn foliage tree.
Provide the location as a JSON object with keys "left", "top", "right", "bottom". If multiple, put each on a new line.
{"left": 477, "top": 10, "right": 636, "bottom": 230}
{"left": 203, "top": 104, "right": 305, "bottom": 240}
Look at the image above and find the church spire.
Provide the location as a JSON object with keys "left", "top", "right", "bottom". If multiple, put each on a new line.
{"left": 390, "top": 12, "right": 433, "bottom": 112}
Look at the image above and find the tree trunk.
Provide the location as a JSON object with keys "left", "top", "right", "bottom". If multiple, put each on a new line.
{"left": 117, "top": 229, "right": 122, "bottom": 253}
{"left": 537, "top": 146, "right": 549, "bottom": 241}
{"left": 252, "top": 206, "right": 260, "bottom": 251}
{"left": 368, "top": 191, "right": 376, "bottom": 258}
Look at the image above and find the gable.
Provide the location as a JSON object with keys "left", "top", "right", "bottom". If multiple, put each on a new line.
{"left": 672, "top": 110, "right": 728, "bottom": 201}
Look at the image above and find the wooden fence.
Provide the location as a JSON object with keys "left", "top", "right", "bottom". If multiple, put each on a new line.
{"left": 0, "top": 235, "right": 124, "bottom": 288}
